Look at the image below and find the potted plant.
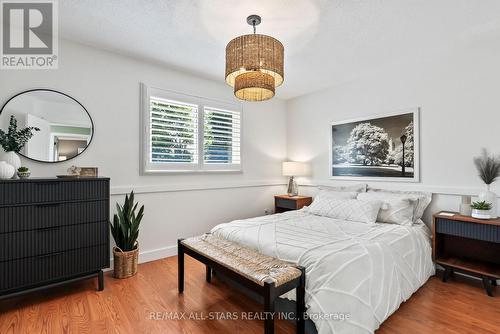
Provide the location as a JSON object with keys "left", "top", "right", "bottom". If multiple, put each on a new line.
{"left": 0, "top": 115, "right": 40, "bottom": 173}
{"left": 17, "top": 166, "right": 30, "bottom": 179}
{"left": 473, "top": 149, "right": 500, "bottom": 218}
{"left": 471, "top": 201, "right": 493, "bottom": 219}
{"left": 109, "top": 191, "right": 144, "bottom": 279}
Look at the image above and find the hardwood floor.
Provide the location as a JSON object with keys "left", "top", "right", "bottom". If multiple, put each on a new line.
{"left": 1, "top": 256, "right": 499, "bottom": 334}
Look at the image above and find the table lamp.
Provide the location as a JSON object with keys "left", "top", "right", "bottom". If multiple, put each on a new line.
{"left": 282, "top": 161, "right": 308, "bottom": 196}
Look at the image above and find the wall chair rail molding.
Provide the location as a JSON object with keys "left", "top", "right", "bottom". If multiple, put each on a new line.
{"left": 109, "top": 180, "right": 287, "bottom": 196}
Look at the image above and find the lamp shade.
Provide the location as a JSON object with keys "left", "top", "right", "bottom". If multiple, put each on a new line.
{"left": 225, "top": 16, "right": 284, "bottom": 102}
{"left": 282, "top": 161, "right": 308, "bottom": 177}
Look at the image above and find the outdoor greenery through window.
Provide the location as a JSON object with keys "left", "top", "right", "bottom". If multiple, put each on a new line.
{"left": 143, "top": 86, "right": 241, "bottom": 173}
{"left": 203, "top": 107, "right": 240, "bottom": 165}
{"left": 150, "top": 98, "right": 198, "bottom": 164}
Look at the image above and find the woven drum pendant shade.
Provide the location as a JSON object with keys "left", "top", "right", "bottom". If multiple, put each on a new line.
{"left": 234, "top": 72, "right": 275, "bottom": 101}
{"left": 225, "top": 25, "right": 284, "bottom": 101}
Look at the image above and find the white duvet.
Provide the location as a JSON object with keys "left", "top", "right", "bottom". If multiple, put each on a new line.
{"left": 211, "top": 209, "right": 434, "bottom": 334}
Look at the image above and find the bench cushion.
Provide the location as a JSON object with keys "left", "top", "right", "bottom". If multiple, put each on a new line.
{"left": 181, "top": 234, "right": 302, "bottom": 287}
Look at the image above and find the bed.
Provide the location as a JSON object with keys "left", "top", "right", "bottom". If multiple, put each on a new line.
{"left": 211, "top": 208, "right": 435, "bottom": 334}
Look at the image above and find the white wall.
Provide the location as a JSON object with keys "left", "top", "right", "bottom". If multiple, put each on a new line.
{"left": 0, "top": 40, "right": 287, "bottom": 262}
{"left": 286, "top": 28, "right": 500, "bottom": 225}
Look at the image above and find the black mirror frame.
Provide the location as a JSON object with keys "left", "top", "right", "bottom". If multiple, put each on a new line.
{"left": 0, "top": 88, "right": 94, "bottom": 163}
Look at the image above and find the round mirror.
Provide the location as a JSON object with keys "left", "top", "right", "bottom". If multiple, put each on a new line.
{"left": 0, "top": 89, "right": 93, "bottom": 163}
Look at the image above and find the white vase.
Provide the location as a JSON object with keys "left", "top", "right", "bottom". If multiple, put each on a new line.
{"left": 0, "top": 161, "right": 15, "bottom": 179}
{"left": 0, "top": 151, "right": 21, "bottom": 178}
{"left": 478, "top": 184, "right": 497, "bottom": 218}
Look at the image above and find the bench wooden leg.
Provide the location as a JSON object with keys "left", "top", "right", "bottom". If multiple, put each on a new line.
{"left": 296, "top": 267, "right": 306, "bottom": 334}
{"left": 206, "top": 265, "right": 212, "bottom": 283}
{"left": 264, "top": 280, "right": 276, "bottom": 334}
{"left": 178, "top": 239, "right": 184, "bottom": 294}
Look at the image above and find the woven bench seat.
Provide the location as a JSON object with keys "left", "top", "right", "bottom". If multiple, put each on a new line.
{"left": 181, "top": 234, "right": 302, "bottom": 287}
{"left": 178, "top": 234, "right": 305, "bottom": 334}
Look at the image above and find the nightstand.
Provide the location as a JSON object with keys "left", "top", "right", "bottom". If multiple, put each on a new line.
{"left": 433, "top": 212, "right": 500, "bottom": 296}
{"left": 274, "top": 195, "right": 312, "bottom": 213}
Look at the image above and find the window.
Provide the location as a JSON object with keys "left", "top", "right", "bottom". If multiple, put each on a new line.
{"left": 141, "top": 84, "right": 242, "bottom": 173}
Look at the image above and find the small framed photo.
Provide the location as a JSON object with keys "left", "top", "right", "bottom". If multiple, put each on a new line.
{"left": 79, "top": 167, "right": 98, "bottom": 177}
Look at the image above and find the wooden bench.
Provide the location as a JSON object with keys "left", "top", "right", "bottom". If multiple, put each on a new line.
{"left": 178, "top": 234, "right": 305, "bottom": 334}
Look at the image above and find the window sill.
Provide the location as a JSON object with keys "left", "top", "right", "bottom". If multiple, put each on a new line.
{"left": 142, "top": 169, "right": 243, "bottom": 175}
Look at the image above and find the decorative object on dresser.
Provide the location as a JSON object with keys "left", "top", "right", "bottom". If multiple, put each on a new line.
{"left": 275, "top": 195, "right": 312, "bottom": 213}
{"left": 0, "top": 89, "right": 94, "bottom": 163}
{"left": 0, "top": 161, "right": 15, "bottom": 179}
{"left": 0, "top": 115, "right": 40, "bottom": 174}
{"left": 330, "top": 108, "right": 420, "bottom": 182}
{"left": 16, "top": 166, "right": 30, "bottom": 179}
{"left": 433, "top": 212, "right": 499, "bottom": 296}
{"left": 0, "top": 177, "right": 110, "bottom": 299}
{"left": 282, "top": 161, "right": 309, "bottom": 196}
{"left": 110, "top": 191, "right": 144, "bottom": 279}
{"left": 473, "top": 149, "right": 500, "bottom": 218}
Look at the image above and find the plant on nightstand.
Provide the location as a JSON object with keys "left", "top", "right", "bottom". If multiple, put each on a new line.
{"left": 474, "top": 149, "right": 500, "bottom": 218}
{"left": 471, "top": 201, "right": 493, "bottom": 220}
{"left": 109, "top": 191, "right": 144, "bottom": 279}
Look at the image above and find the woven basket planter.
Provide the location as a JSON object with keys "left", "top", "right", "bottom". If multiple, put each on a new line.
{"left": 113, "top": 246, "right": 138, "bottom": 279}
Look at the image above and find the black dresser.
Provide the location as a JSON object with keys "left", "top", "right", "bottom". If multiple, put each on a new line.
{"left": 0, "top": 177, "right": 110, "bottom": 299}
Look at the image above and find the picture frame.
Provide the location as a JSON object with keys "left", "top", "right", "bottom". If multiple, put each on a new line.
{"left": 330, "top": 108, "right": 420, "bottom": 182}
{"left": 79, "top": 167, "right": 99, "bottom": 177}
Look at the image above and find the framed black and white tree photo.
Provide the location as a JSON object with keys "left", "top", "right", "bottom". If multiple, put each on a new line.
{"left": 330, "top": 108, "right": 420, "bottom": 182}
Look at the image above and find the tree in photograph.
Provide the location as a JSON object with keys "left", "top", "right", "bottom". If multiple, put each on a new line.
{"left": 394, "top": 121, "right": 414, "bottom": 167}
{"left": 347, "top": 123, "right": 389, "bottom": 166}
{"left": 332, "top": 145, "right": 348, "bottom": 164}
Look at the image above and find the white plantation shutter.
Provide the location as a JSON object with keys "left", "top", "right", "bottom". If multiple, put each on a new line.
{"left": 142, "top": 84, "right": 242, "bottom": 173}
{"left": 203, "top": 107, "right": 241, "bottom": 165}
{"left": 150, "top": 97, "right": 198, "bottom": 164}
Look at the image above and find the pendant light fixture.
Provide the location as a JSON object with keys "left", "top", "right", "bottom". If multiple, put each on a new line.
{"left": 225, "top": 15, "right": 284, "bottom": 101}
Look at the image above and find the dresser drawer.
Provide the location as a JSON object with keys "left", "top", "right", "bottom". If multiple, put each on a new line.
{"left": 0, "top": 200, "right": 108, "bottom": 233}
{"left": 0, "top": 179, "right": 109, "bottom": 206}
{"left": 436, "top": 218, "right": 500, "bottom": 243}
{"left": 0, "top": 245, "right": 109, "bottom": 293}
{"left": 0, "top": 221, "right": 108, "bottom": 262}
{"left": 275, "top": 197, "right": 298, "bottom": 210}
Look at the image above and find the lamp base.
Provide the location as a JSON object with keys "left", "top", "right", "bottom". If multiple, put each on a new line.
{"left": 287, "top": 176, "right": 298, "bottom": 196}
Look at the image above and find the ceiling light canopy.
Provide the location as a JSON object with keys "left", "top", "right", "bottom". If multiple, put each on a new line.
{"left": 225, "top": 15, "right": 284, "bottom": 102}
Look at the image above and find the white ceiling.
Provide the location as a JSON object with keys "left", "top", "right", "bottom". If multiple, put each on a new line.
{"left": 59, "top": 0, "right": 500, "bottom": 99}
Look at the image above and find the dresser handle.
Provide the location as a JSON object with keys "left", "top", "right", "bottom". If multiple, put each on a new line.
{"left": 36, "top": 252, "right": 63, "bottom": 259}
{"left": 36, "top": 203, "right": 61, "bottom": 208}
{"left": 36, "top": 226, "right": 61, "bottom": 232}
{"left": 35, "top": 181, "right": 61, "bottom": 186}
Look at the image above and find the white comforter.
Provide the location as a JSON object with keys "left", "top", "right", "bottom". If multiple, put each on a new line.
{"left": 211, "top": 209, "right": 434, "bottom": 334}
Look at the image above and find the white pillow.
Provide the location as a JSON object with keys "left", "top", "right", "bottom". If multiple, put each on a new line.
{"left": 308, "top": 198, "right": 383, "bottom": 224}
{"left": 318, "top": 183, "right": 367, "bottom": 193}
{"left": 357, "top": 192, "right": 416, "bottom": 225}
{"left": 314, "top": 189, "right": 358, "bottom": 201}
{"left": 367, "top": 188, "right": 432, "bottom": 222}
